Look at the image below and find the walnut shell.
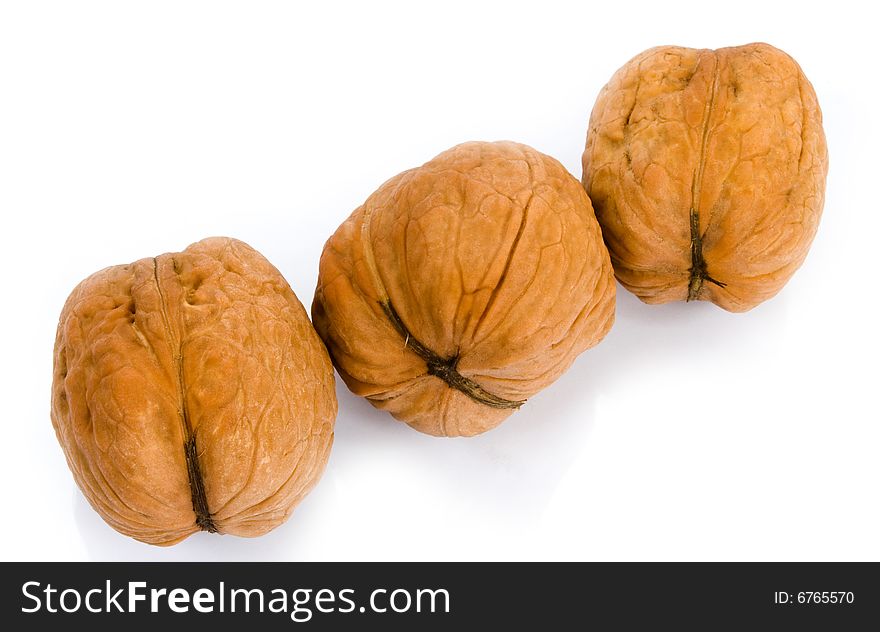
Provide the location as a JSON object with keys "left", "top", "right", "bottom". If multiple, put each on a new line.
{"left": 312, "top": 141, "right": 615, "bottom": 437}
{"left": 51, "top": 237, "right": 336, "bottom": 546}
{"left": 582, "top": 43, "right": 828, "bottom": 311}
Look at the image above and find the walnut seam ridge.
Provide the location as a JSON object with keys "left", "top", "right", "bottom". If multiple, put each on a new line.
{"left": 359, "top": 203, "right": 525, "bottom": 410}
{"left": 153, "top": 257, "right": 217, "bottom": 533}
{"left": 687, "top": 51, "right": 728, "bottom": 301}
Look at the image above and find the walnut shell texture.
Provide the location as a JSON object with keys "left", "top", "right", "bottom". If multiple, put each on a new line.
{"left": 51, "top": 237, "right": 336, "bottom": 546}
{"left": 582, "top": 43, "right": 828, "bottom": 311}
{"left": 313, "top": 141, "right": 615, "bottom": 437}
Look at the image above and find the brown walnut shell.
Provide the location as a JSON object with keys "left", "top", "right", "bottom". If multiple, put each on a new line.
{"left": 51, "top": 237, "right": 336, "bottom": 546}
{"left": 582, "top": 42, "right": 828, "bottom": 311}
{"left": 312, "top": 141, "right": 615, "bottom": 437}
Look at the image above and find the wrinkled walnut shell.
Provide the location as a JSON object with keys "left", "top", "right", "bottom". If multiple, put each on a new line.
{"left": 313, "top": 141, "right": 615, "bottom": 437}
{"left": 582, "top": 42, "right": 828, "bottom": 311}
{"left": 51, "top": 237, "right": 336, "bottom": 545}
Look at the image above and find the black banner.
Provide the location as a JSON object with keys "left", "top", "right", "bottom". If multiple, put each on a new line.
{"left": 1, "top": 562, "right": 877, "bottom": 630}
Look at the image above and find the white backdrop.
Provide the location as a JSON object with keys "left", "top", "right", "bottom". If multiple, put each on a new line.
{"left": 1, "top": 0, "right": 877, "bottom": 561}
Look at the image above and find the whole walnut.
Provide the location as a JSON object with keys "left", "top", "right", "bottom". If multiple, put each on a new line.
{"left": 312, "top": 141, "right": 615, "bottom": 437}
{"left": 582, "top": 43, "right": 828, "bottom": 311}
{"left": 51, "top": 237, "right": 336, "bottom": 545}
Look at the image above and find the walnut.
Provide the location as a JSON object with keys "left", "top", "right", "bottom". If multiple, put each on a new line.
{"left": 312, "top": 141, "right": 615, "bottom": 437}
{"left": 582, "top": 43, "right": 828, "bottom": 311}
{"left": 51, "top": 237, "right": 336, "bottom": 546}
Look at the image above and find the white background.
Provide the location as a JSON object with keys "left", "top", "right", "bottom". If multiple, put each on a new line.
{"left": 1, "top": 0, "right": 877, "bottom": 562}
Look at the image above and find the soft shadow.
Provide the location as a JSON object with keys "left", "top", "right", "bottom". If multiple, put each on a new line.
{"left": 75, "top": 283, "right": 790, "bottom": 559}
{"left": 324, "top": 282, "right": 790, "bottom": 529}
{"left": 327, "top": 343, "right": 603, "bottom": 532}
